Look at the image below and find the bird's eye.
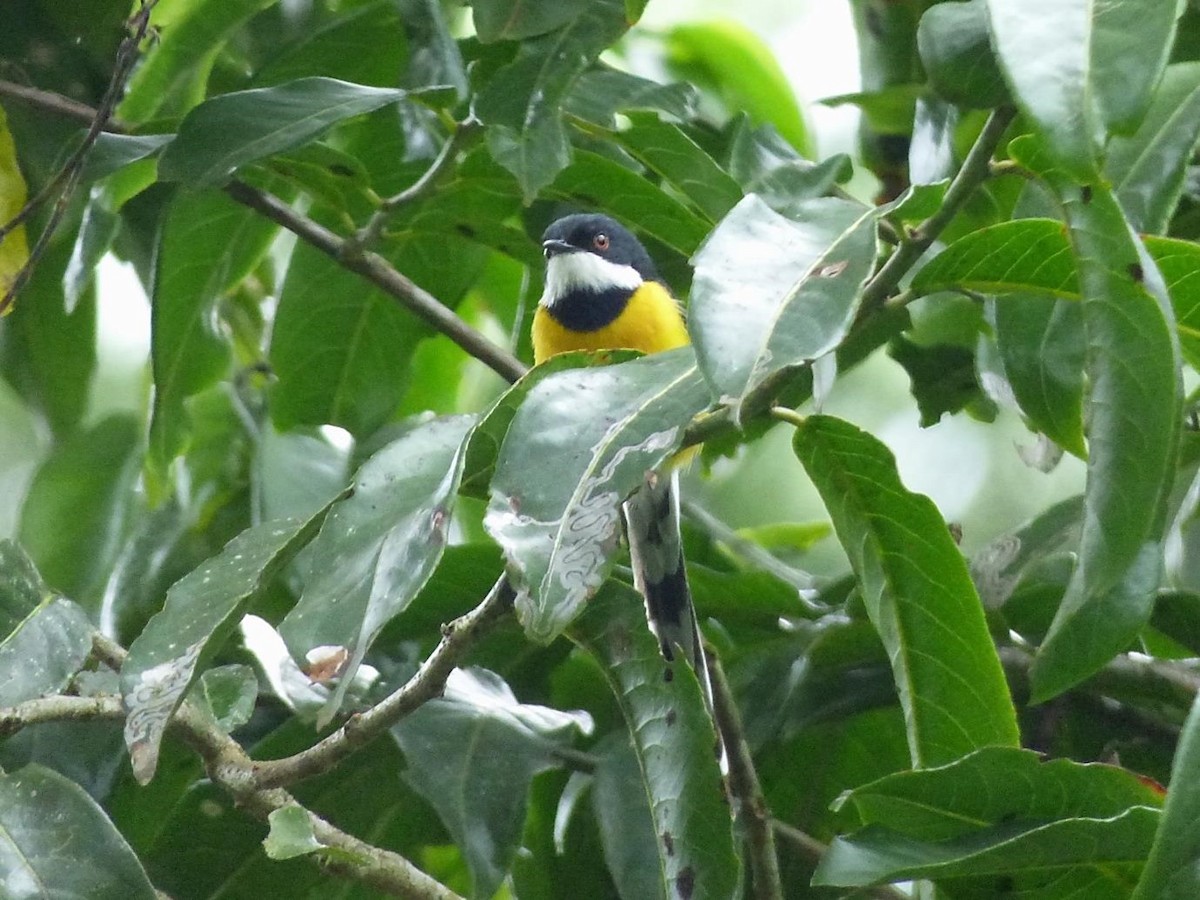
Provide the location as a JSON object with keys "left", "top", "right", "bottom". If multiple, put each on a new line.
{"left": 593, "top": 233, "right": 610, "bottom": 251}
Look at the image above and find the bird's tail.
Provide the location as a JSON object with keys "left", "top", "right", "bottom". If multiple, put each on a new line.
{"left": 623, "top": 468, "right": 712, "bottom": 700}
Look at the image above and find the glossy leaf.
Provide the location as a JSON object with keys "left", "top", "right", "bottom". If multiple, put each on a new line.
{"left": 727, "top": 121, "right": 851, "bottom": 217}
{"left": 667, "top": 20, "right": 813, "bottom": 158}
{"left": 969, "top": 495, "right": 1083, "bottom": 610}
{"left": 1011, "top": 140, "right": 1182, "bottom": 701}
{"left": 80, "top": 133, "right": 174, "bottom": 183}
{"left": 391, "top": 667, "right": 593, "bottom": 899}
{"left": 0, "top": 541, "right": 44, "bottom": 628}
{"left": 280, "top": 415, "right": 473, "bottom": 719}
{"left": 121, "top": 510, "right": 331, "bottom": 784}
{"left": 191, "top": 664, "right": 257, "bottom": 733}
{"left": 690, "top": 195, "right": 877, "bottom": 420}
{"left": 470, "top": 0, "right": 590, "bottom": 42}
{"left": 569, "top": 580, "right": 739, "bottom": 900}
{"left": 475, "top": 0, "right": 630, "bottom": 200}
{"left": 590, "top": 734, "right": 663, "bottom": 900}
{"left": 158, "top": 78, "right": 407, "bottom": 187}
{"left": 612, "top": 112, "right": 743, "bottom": 223}
{"left": 566, "top": 66, "right": 696, "bottom": 127}
{"left": 0, "top": 105, "right": 29, "bottom": 304}
{"left": 917, "top": 0, "right": 1008, "bottom": 109}
{"left": 814, "top": 806, "right": 1157, "bottom": 890}
{"left": 484, "top": 349, "right": 712, "bottom": 643}
{"left": 986, "top": 0, "right": 1181, "bottom": 178}
{"left": 1108, "top": 61, "right": 1200, "bottom": 234}
{"left": 1133, "top": 690, "right": 1200, "bottom": 899}
{"left": 119, "top": 0, "right": 280, "bottom": 122}
{"left": 792, "top": 415, "right": 1020, "bottom": 765}
{"left": 149, "top": 188, "right": 277, "bottom": 474}
{"left": 0, "top": 765, "right": 158, "bottom": 900}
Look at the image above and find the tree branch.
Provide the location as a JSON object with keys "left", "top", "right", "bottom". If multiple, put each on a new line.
{"left": 252, "top": 576, "right": 515, "bottom": 788}
{"left": 770, "top": 819, "right": 910, "bottom": 900}
{"left": 708, "top": 655, "right": 783, "bottom": 900}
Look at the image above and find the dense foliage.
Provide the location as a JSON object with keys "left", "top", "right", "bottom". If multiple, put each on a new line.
{"left": 3, "top": 0, "right": 1200, "bottom": 898}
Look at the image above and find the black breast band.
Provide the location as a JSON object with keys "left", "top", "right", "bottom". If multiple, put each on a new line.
{"left": 543, "top": 285, "right": 633, "bottom": 332}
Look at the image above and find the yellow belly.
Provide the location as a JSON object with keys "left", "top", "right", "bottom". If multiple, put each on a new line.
{"left": 532, "top": 281, "right": 689, "bottom": 364}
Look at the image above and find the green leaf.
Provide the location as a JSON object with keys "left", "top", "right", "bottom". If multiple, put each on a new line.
{"left": 887, "top": 336, "right": 987, "bottom": 427}
{"left": 18, "top": 415, "right": 140, "bottom": 604}
{"left": 391, "top": 667, "right": 593, "bottom": 899}
{"left": 1108, "top": 61, "right": 1200, "bottom": 234}
{"left": 475, "top": 0, "right": 630, "bottom": 201}
{"left": 590, "top": 734, "right": 663, "bottom": 900}
{"left": 484, "top": 349, "right": 712, "bottom": 643}
{"left": 0, "top": 541, "right": 93, "bottom": 707}
{"left": 985, "top": 0, "right": 1182, "bottom": 178}
{"left": 727, "top": 120, "right": 851, "bottom": 218}
{"left": 121, "top": 510, "right": 331, "bottom": 784}
{"left": 149, "top": 188, "right": 278, "bottom": 475}
{"left": 118, "top": 0, "right": 281, "bottom": 123}
{"left": 667, "top": 20, "right": 814, "bottom": 158}
{"left": 813, "top": 806, "right": 1158, "bottom": 890}
{"left": 280, "top": 415, "right": 474, "bottom": 719}
{"left": 158, "top": 77, "right": 407, "bottom": 188}
{"left": 263, "top": 805, "right": 323, "bottom": 861}
{"left": 80, "top": 133, "right": 174, "bottom": 183}
{"left": 791, "top": 415, "right": 1019, "bottom": 766}
{"left": 566, "top": 66, "right": 696, "bottom": 127}
{"left": 255, "top": 426, "right": 351, "bottom": 522}
{"left": 969, "top": 495, "right": 1083, "bottom": 610}
{"left": 547, "top": 149, "right": 711, "bottom": 257}
{"left": 569, "top": 580, "right": 740, "bottom": 900}
{"left": 1133, "top": 690, "right": 1200, "bottom": 899}
{"left": 470, "top": 0, "right": 590, "bottom": 42}
{"left": 1009, "top": 140, "right": 1182, "bottom": 702}
{"left": 992, "top": 295, "right": 1086, "bottom": 456}
{"left": 191, "top": 664, "right": 258, "bottom": 733}
{"left": 610, "top": 112, "right": 743, "bottom": 223}
{"left": 690, "top": 195, "right": 877, "bottom": 421}
{"left": 917, "top": 0, "right": 1008, "bottom": 109}
{"left": 0, "top": 765, "right": 158, "bottom": 900}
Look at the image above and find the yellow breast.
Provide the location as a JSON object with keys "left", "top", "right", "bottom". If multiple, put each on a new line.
{"left": 532, "top": 281, "right": 689, "bottom": 364}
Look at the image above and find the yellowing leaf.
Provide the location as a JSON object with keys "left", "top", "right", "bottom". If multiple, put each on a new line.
{"left": 0, "top": 104, "right": 30, "bottom": 314}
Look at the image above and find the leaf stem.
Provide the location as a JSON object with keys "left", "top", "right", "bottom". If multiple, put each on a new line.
{"left": 252, "top": 576, "right": 515, "bottom": 788}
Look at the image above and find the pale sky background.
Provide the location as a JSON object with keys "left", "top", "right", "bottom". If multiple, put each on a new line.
{"left": 0, "top": 1, "right": 1085, "bottom": 563}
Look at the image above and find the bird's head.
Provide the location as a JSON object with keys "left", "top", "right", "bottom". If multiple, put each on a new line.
{"left": 540, "top": 214, "right": 658, "bottom": 310}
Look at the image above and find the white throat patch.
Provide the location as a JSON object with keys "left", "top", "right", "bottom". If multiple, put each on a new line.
{"left": 541, "top": 252, "right": 643, "bottom": 306}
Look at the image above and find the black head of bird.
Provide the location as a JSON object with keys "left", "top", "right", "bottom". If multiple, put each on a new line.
{"left": 541, "top": 213, "right": 660, "bottom": 299}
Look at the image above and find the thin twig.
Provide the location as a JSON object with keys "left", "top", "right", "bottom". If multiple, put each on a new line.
{"left": 859, "top": 106, "right": 1017, "bottom": 313}
{"left": 0, "top": 80, "right": 105, "bottom": 128}
{"left": 0, "top": 0, "right": 158, "bottom": 314}
{"left": 253, "top": 576, "right": 515, "bottom": 788}
{"left": 770, "top": 819, "right": 910, "bottom": 900}
{"left": 223, "top": 180, "right": 528, "bottom": 383}
{"left": 708, "top": 656, "right": 783, "bottom": 900}
{"left": 351, "top": 117, "right": 482, "bottom": 253}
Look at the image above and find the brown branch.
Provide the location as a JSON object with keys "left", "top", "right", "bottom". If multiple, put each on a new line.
{"left": 707, "top": 656, "right": 783, "bottom": 900}
{"left": 770, "top": 819, "right": 910, "bottom": 900}
{"left": 252, "top": 576, "right": 515, "bottom": 788}
{"left": 0, "top": 0, "right": 157, "bottom": 314}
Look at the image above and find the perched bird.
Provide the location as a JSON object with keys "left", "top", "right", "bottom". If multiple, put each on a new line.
{"left": 535, "top": 213, "right": 707, "bottom": 686}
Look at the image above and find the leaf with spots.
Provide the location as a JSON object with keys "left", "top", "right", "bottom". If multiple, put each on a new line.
{"left": 121, "top": 507, "right": 336, "bottom": 784}
{"left": 0, "top": 765, "right": 158, "bottom": 900}
{"left": 0, "top": 542, "right": 93, "bottom": 708}
{"left": 280, "top": 415, "right": 475, "bottom": 724}
{"left": 569, "top": 580, "right": 740, "bottom": 900}
{"left": 791, "top": 414, "right": 1020, "bottom": 766}
{"left": 390, "top": 667, "right": 593, "bottom": 900}
{"left": 484, "top": 349, "right": 713, "bottom": 644}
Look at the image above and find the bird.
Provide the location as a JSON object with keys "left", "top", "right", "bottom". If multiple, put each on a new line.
{"left": 534, "top": 213, "right": 709, "bottom": 689}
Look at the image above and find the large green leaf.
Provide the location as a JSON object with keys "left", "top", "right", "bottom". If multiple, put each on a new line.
{"left": 149, "top": 188, "right": 278, "bottom": 476}
{"left": 0, "top": 765, "right": 158, "bottom": 900}
{"left": 474, "top": 0, "right": 630, "bottom": 200}
{"left": 690, "top": 195, "right": 877, "bottom": 421}
{"left": 565, "top": 66, "right": 696, "bottom": 127}
{"left": 18, "top": 415, "right": 141, "bottom": 604}
{"left": 1133, "top": 690, "right": 1200, "bottom": 899}
{"left": 280, "top": 415, "right": 474, "bottom": 719}
{"left": 1010, "top": 139, "right": 1182, "bottom": 702}
{"left": 726, "top": 121, "right": 851, "bottom": 218}
{"left": 121, "top": 509, "right": 331, "bottom": 784}
{"left": 469, "top": 0, "right": 590, "bottom": 42}
{"left": 917, "top": 0, "right": 1008, "bottom": 109}
{"left": 119, "top": 0, "right": 281, "bottom": 123}
{"left": 589, "top": 734, "right": 663, "bottom": 900}
{"left": 1108, "top": 61, "right": 1200, "bottom": 234}
{"left": 158, "top": 78, "right": 407, "bottom": 187}
{"left": 814, "top": 807, "right": 1158, "bottom": 893}
{"left": 484, "top": 349, "right": 712, "bottom": 643}
{"left": 0, "top": 541, "right": 93, "bottom": 708}
{"left": 791, "top": 415, "right": 1019, "bottom": 766}
{"left": 569, "top": 580, "right": 740, "bottom": 900}
{"left": 985, "top": 0, "right": 1182, "bottom": 178}
{"left": 391, "top": 666, "right": 593, "bottom": 899}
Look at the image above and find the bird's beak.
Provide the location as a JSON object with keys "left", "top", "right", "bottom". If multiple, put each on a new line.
{"left": 541, "top": 238, "right": 576, "bottom": 259}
